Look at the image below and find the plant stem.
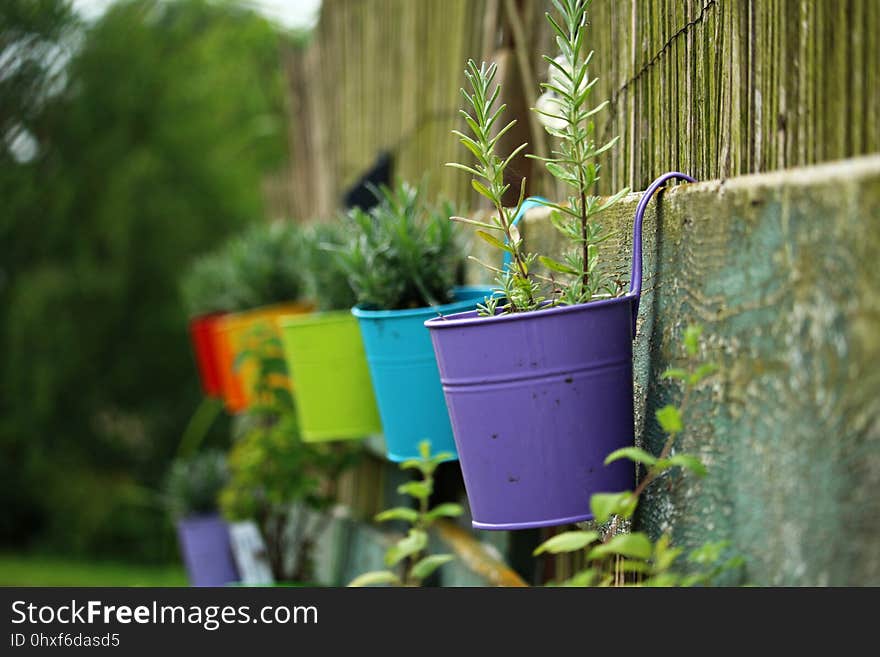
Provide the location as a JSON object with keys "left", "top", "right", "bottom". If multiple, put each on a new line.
{"left": 577, "top": 169, "right": 590, "bottom": 298}
{"left": 632, "top": 385, "right": 694, "bottom": 500}
{"left": 493, "top": 200, "right": 534, "bottom": 308}
{"left": 405, "top": 469, "right": 432, "bottom": 587}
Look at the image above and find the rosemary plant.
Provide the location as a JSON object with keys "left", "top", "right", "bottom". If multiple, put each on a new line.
{"left": 301, "top": 222, "right": 358, "bottom": 312}
{"left": 447, "top": 60, "right": 543, "bottom": 314}
{"left": 338, "top": 182, "right": 463, "bottom": 311}
{"left": 448, "top": 0, "right": 629, "bottom": 313}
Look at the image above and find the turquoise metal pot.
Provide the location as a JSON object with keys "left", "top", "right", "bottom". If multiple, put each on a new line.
{"left": 352, "top": 286, "right": 491, "bottom": 462}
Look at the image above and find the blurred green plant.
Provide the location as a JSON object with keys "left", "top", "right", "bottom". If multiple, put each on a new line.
{"left": 181, "top": 220, "right": 306, "bottom": 318}
{"left": 220, "top": 325, "right": 360, "bottom": 582}
{"left": 533, "top": 325, "right": 745, "bottom": 586}
{"left": 180, "top": 254, "right": 240, "bottom": 317}
{"left": 223, "top": 221, "right": 306, "bottom": 310}
{"left": 338, "top": 182, "right": 464, "bottom": 311}
{"left": 349, "top": 441, "right": 462, "bottom": 587}
{"left": 0, "top": 0, "right": 296, "bottom": 561}
{"left": 300, "top": 222, "right": 358, "bottom": 312}
{"left": 163, "top": 450, "right": 228, "bottom": 519}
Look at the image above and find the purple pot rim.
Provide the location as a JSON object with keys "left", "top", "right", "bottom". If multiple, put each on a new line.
{"left": 424, "top": 292, "right": 635, "bottom": 329}
{"left": 351, "top": 286, "right": 493, "bottom": 320}
{"left": 472, "top": 511, "right": 595, "bottom": 531}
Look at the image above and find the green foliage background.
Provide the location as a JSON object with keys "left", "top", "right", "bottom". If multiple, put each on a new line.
{"left": 0, "top": 0, "right": 298, "bottom": 561}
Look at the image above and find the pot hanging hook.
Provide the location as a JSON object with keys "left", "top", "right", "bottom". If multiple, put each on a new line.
{"left": 629, "top": 172, "right": 696, "bottom": 333}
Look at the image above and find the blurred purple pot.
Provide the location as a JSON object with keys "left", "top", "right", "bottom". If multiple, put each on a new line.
{"left": 176, "top": 514, "right": 239, "bottom": 586}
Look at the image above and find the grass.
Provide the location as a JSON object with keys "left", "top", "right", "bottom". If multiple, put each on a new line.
{"left": 0, "top": 552, "right": 188, "bottom": 587}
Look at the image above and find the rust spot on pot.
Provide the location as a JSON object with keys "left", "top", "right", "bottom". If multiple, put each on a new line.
{"left": 564, "top": 377, "right": 574, "bottom": 384}
{"left": 491, "top": 433, "right": 498, "bottom": 440}
{"left": 508, "top": 475, "right": 519, "bottom": 483}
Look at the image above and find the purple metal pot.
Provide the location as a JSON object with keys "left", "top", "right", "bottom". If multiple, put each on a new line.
{"left": 425, "top": 173, "right": 694, "bottom": 530}
{"left": 176, "top": 513, "right": 240, "bottom": 586}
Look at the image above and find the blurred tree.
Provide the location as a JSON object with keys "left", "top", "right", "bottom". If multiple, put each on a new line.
{"left": 0, "top": 0, "right": 294, "bottom": 561}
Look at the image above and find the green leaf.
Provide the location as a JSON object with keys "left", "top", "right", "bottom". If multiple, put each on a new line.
{"left": 397, "top": 480, "right": 432, "bottom": 501}
{"left": 385, "top": 529, "right": 428, "bottom": 567}
{"left": 680, "top": 573, "right": 704, "bottom": 587}
{"left": 476, "top": 230, "right": 512, "bottom": 253}
{"left": 424, "top": 503, "right": 465, "bottom": 523}
{"left": 399, "top": 458, "right": 426, "bottom": 472}
{"left": 684, "top": 324, "right": 703, "bottom": 357}
{"left": 642, "top": 572, "right": 680, "bottom": 587}
{"left": 661, "top": 368, "right": 689, "bottom": 381}
{"left": 444, "top": 162, "right": 483, "bottom": 178}
{"left": 587, "top": 532, "right": 653, "bottom": 561}
{"left": 653, "top": 534, "right": 684, "bottom": 572}
{"left": 560, "top": 569, "right": 597, "bottom": 587}
{"left": 655, "top": 405, "right": 683, "bottom": 434}
{"left": 348, "top": 570, "right": 401, "bottom": 587}
{"left": 539, "top": 255, "right": 579, "bottom": 275}
{"left": 664, "top": 454, "right": 707, "bottom": 478}
{"left": 619, "top": 559, "right": 653, "bottom": 574}
{"left": 590, "top": 492, "right": 637, "bottom": 524}
{"left": 401, "top": 450, "right": 455, "bottom": 476}
{"left": 500, "top": 141, "right": 530, "bottom": 171}
{"left": 723, "top": 555, "right": 747, "bottom": 571}
{"left": 374, "top": 507, "right": 419, "bottom": 524}
{"left": 604, "top": 447, "right": 657, "bottom": 467}
{"left": 689, "top": 362, "right": 719, "bottom": 385}
{"left": 533, "top": 531, "right": 599, "bottom": 556}
{"left": 545, "top": 161, "right": 575, "bottom": 183}
{"left": 410, "top": 554, "right": 454, "bottom": 580}
{"left": 688, "top": 540, "right": 730, "bottom": 566}
{"left": 449, "top": 215, "right": 502, "bottom": 231}
{"left": 471, "top": 179, "right": 494, "bottom": 201}
{"left": 418, "top": 440, "right": 431, "bottom": 460}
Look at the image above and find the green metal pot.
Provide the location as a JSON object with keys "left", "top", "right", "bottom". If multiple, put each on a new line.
{"left": 280, "top": 311, "right": 380, "bottom": 442}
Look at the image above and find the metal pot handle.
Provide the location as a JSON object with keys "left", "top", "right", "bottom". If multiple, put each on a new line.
{"left": 629, "top": 172, "right": 696, "bottom": 333}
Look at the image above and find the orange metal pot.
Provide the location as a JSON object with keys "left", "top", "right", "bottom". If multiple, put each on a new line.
{"left": 213, "top": 302, "right": 313, "bottom": 413}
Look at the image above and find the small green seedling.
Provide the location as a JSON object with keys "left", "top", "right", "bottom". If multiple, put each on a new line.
{"left": 349, "top": 441, "right": 464, "bottom": 587}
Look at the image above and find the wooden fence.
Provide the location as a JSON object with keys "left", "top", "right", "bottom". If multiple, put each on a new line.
{"left": 266, "top": 0, "right": 878, "bottom": 219}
